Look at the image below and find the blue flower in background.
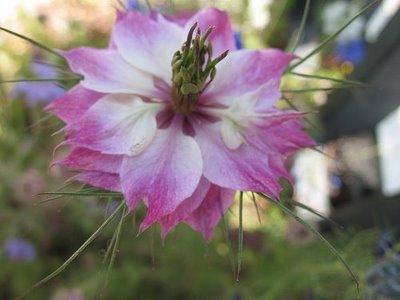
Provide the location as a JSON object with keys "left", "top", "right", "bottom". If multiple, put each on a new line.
{"left": 334, "top": 39, "right": 366, "bottom": 65}
{"left": 10, "top": 60, "right": 65, "bottom": 107}
{"left": 127, "top": 0, "right": 139, "bottom": 10}
{"left": 234, "top": 32, "right": 243, "bottom": 50}
{"left": 4, "top": 238, "right": 37, "bottom": 262}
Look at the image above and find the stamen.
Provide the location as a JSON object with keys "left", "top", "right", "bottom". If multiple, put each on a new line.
{"left": 171, "top": 23, "right": 229, "bottom": 115}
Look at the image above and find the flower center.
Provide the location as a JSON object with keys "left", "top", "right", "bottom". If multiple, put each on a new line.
{"left": 171, "top": 23, "right": 228, "bottom": 115}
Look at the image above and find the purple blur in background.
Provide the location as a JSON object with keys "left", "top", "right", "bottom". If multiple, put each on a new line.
{"left": 10, "top": 61, "right": 65, "bottom": 107}
{"left": 4, "top": 237, "right": 37, "bottom": 262}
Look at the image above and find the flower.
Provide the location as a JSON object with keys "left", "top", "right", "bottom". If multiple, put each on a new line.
{"left": 46, "top": 8, "right": 315, "bottom": 240}
{"left": 10, "top": 58, "right": 65, "bottom": 107}
{"left": 3, "top": 237, "right": 37, "bottom": 262}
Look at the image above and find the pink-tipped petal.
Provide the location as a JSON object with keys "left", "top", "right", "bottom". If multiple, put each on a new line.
{"left": 113, "top": 10, "right": 185, "bottom": 83}
{"left": 202, "top": 49, "right": 293, "bottom": 103}
{"left": 45, "top": 85, "right": 104, "bottom": 124}
{"left": 75, "top": 171, "right": 121, "bottom": 192}
{"left": 62, "top": 48, "right": 161, "bottom": 97}
{"left": 58, "top": 147, "right": 122, "bottom": 174}
{"left": 184, "top": 8, "right": 236, "bottom": 56}
{"left": 159, "top": 177, "right": 210, "bottom": 238}
{"left": 185, "top": 184, "right": 235, "bottom": 241}
{"left": 67, "top": 94, "right": 164, "bottom": 156}
{"left": 192, "top": 120, "right": 283, "bottom": 198}
{"left": 120, "top": 117, "right": 203, "bottom": 231}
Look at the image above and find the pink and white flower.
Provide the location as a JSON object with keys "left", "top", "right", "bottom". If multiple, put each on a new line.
{"left": 46, "top": 7, "right": 315, "bottom": 240}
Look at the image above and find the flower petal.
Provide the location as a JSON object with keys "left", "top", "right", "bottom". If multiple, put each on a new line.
{"left": 185, "top": 184, "right": 235, "bottom": 241}
{"left": 120, "top": 118, "right": 203, "bottom": 231}
{"left": 113, "top": 11, "right": 185, "bottom": 83}
{"left": 159, "top": 177, "right": 210, "bottom": 238}
{"left": 202, "top": 49, "right": 293, "bottom": 103}
{"left": 184, "top": 8, "right": 236, "bottom": 56}
{"left": 192, "top": 120, "right": 283, "bottom": 198}
{"left": 75, "top": 171, "right": 121, "bottom": 192}
{"left": 45, "top": 85, "right": 104, "bottom": 124}
{"left": 62, "top": 48, "right": 161, "bottom": 97}
{"left": 58, "top": 147, "right": 122, "bottom": 174}
{"left": 67, "top": 94, "right": 164, "bottom": 156}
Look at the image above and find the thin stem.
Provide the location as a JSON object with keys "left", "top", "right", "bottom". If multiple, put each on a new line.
{"left": 236, "top": 191, "right": 244, "bottom": 282}
{"left": 251, "top": 192, "right": 262, "bottom": 224}
{"left": 0, "top": 26, "right": 65, "bottom": 60}
{"left": 257, "top": 193, "right": 360, "bottom": 299}
{"left": 17, "top": 201, "right": 125, "bottom": 299}
{"left": 289, "top": 200, "right": 343, "bottom": 229}
{"left": 0, "top": 78, "right": 81, "bottom": 84}
{"left": 288, "top": 0, "right": 379, "bottom": 71}
{"left": 289, "top": 71, "right": 366, "bottom": 86}
{"left": 108, "top": 206, "right": 127, "bottom": 271}
{"left": 282, "top": 85, "right": 360, "bottom": 93}
{"left": 290, "top": 0, "right": 311, "bottom": 53}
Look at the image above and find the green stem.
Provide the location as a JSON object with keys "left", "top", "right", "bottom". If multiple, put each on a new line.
{"left": 17, "top": 201, "right": 125, "bottom": 299}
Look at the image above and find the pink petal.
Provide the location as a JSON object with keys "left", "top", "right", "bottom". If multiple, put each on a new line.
{"left": 159, "top": 177, "right": 210, "bottom": 238}
{"left": 113, "top": 10, "right": 185, "bottom": 83}
{"left": 120, "top": 117, "right": 203, "bottom": 231}
{"left": 192, "top": 120, "right": 283, "bottom": 198}
{"left": 202, "top": 49, "right": 293, "bottom": 103}
{"left": 58, "top": 147, "right": 122, "bottom": 174}
{"left": 75, "top": 171, "right": 121, "bottom": 192}
{"left": 248, "top": 116, "right": 316, "bottom": 156}
{"left": 62, "top": 48, "right": 161, "bottom": 97}
{"left": 185, "top": 184, "right": 235, "bottom": 241}
{"left": 67, "top": 94, "right": 164, "bottom": 156}
{"left": 45, "top": 85, "right": 104, "bottom": 124}
{"left": 184, "top": 8, "right": 236, "bottom": 56}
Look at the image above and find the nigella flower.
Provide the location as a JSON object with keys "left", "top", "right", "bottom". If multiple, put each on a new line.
{"left": 3, "top": 237, "right": 37, "bottom": 262}
{"left": 10, "top": 59, "right": 64, "bottom": 107}
{"left": 46, "top": 8, "right": 315, "bottom": 240}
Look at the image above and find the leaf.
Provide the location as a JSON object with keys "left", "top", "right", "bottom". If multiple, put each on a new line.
{"left": 0, "top": 26, "right": 65, "bottom": 59}
{"left": 17, "top": 201, "right": 126, "bottom": 299}
{"left": 288, "top": 0, "right": 379, "bottom": 71}
{"left": 289, "top": 0, "right": 311, "bottom": 53}
{"left": 236, "top": 191, "right": 244, "bottom": 281}
{"left": 257, "top": 193, "right": 360, "bottom": 299}
{"left": 288, "top": 72, "right": 366, "bottom": 86}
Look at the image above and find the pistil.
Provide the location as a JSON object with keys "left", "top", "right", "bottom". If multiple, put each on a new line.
{"left": 171, "top": 23, "right": 228, "bottom": 115}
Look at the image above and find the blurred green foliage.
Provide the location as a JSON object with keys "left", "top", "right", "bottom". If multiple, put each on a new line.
{"left": 0, "top": 0, "right": 384, "bottom": 299}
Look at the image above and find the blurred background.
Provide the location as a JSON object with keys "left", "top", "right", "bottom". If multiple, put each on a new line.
{"left": 0, "top": 0, "right": 399, "bottom": 299}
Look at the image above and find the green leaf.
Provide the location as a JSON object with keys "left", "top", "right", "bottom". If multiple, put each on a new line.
{"left": 289, "top": 0, "right": 311, "bottom": 52}
{"left": 288, "top": 72, "right": 366, "bottom": 86}
{"left": 17, "top": 201, "right": 126, "bottom": 299}
{"left": 257, "top": 193, "right": 360, "bottom": 299}
{"left": 0, "top": 26, "right": 65, "bottom": 59}
{"left": 288, "top": 0, "right": 379, "bottom": 71}
{"left": 237, "top": 191, "right": 244, "bottom": 281}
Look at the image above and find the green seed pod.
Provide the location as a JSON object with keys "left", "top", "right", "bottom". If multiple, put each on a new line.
{"left": 181, "top": 83, "right": 199, "bottom": 95}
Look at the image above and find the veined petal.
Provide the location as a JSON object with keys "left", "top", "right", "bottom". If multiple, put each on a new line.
{"left": 45, "top": 85, "right": 104, "bottom": 124}
{"left": 75, "top": 171, "right": 121, "bottom": 192}
{"left": 159, "top": 177, "right": 210, "bottom": 238}
{"left": 184, "top": 8, "right": 236, "bottom": 56}
{"left": 202, "top": 49, "right": 293, "bottom": 103}
{"left": 67, "top": 94, "right": 164, "bottom": 156}
{"left": 58, "top": 147, "right": 122, "bottom": 174}
{"left": 192, "top": 120, "right": 282, "bottom": 198}
{"left": 113, "top": 10, "right": 185, "bottom": 83}
{"left": 62, "top": 48, "right": 161, "bottom": 97}
{"left": 185, "top": 185, "right": 235, "bottom": 241}
{"left": 120, "top": 117, "right": 203, "bottom": 231}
